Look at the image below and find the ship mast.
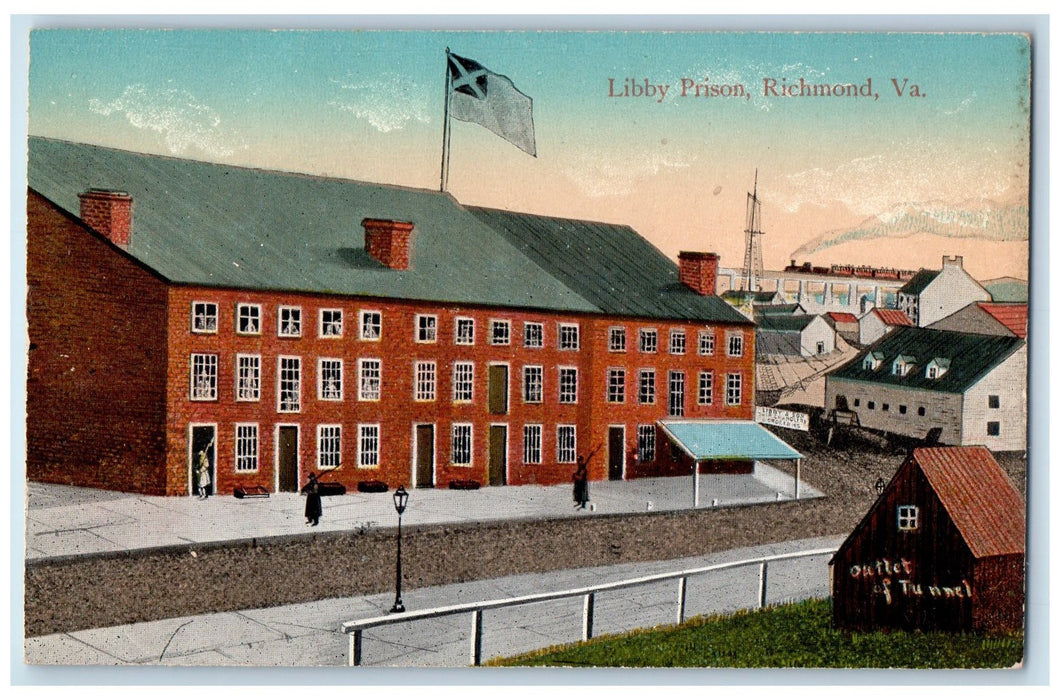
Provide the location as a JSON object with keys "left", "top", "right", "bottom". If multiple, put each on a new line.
{"left": 741, "top": 169, "right": 765, "bottom": 293}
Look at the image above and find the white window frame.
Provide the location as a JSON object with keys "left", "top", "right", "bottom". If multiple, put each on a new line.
{"left": 897, "top": 505, "right": 919, "bottom": 531}
{"left": 451, "top": 423, "right": 473, "bottom": 466}
{"left": 317, "top": 424, "right": 342, "bottom": 470}
{"left": 358, "top": 358, "right": 382, "bottom": 401}
{"left": 698, "top": 370, "right": 713, "bottom": 405}
{"left": 609, "top": 326, "right": 627, "bottom": 352}
{"left": 669, "top": 370, "right": 686, "bottom": 417}
{"left": 234, "top": 423, "right": 259, "bottom": 473}
{"left": 191, "top": 301, "right": 218, "bottom": 334}
{"left": 698, "top": 329, "right": 715, "bottom": 356}
{"left": 726, "top": 372, "right": 742, "bottom": 406}
{"left": 559, "top": 323, "right": 580, "bottom": 351}
{"left": 669, "top": 329, "right": 686, "bottom": 355}
{"left": 523, "top": 365, "right": 543, "bottom": 404}
{"left": 358, "top": 424, "right": 380, "bottom": 469}
{"left": 278, "top": 306, "right": 302, "bottom": 338}
{"left": 360, "top": 310, "right": 382, "bottom": 341}
{"left": 607, "top": 368, "right": 626, "bottom": 404}
{"left": 559, "top": 367, "right": 579, "bottom": 404}
{"left": 415, "top": 361, "right": 437, "bottom": 402}
{"left": 319, "top": 358, "right": 343, "bottom": 401}
{"left": 726, "top": 331, "right": 744, "bottom": 358}
{"left": 557, "top": 425, "right": 577, "bottom": 464}
{"left": 190, "top": 353, "right": 218, "bottom": 401}
{"left": 491, "top": 319, "right": 512, "bottom": 346}
{"left": 637, "top": 424, "right": 656, "bottom": 463}
{"left": 523, "top": 424, "right": 543, "bottom": 465}
{"left": 455, "top": 317, "right": 475, "bottom": 345}
{"left": 638, "top": 368, "right": 656, "bottom": 405}
{"left": 236, "top": 354, "right": 261, "bottom": 402}
{"left": 320, "top": 308, "right": 344, "bottom": 338}
{"left": 236, "top": 303, "right": 262, "bottom": 336}
{"left": 639, "top": 328, "right": 658, "bottom": 353}
{"left": 453, "top": 362, "right": 474, "bottom": 402}
{"left": 277, "top": 356, "right": 301, "bottom": 413}
{"left": 416, "top": 314, "right": 438, "bottom": 343}
{"left": 523, "top": 321, "right": 543, "bottom": 348}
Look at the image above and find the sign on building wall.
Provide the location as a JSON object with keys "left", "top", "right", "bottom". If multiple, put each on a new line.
{"left": 756, "top": 406, "right": 810, "bottom": 432}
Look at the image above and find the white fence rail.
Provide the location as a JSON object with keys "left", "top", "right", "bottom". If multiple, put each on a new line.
{"left": 340, "top": 546, "right": 836, "bottom": 666}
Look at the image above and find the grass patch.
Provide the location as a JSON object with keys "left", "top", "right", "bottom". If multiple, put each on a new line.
{"left": 489, "top": 599, "right": 1023, "bottom": 668}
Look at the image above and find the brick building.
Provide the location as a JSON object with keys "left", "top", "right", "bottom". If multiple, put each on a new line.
{"left": 27, "top": 137, "right": 765, "bottom": 496}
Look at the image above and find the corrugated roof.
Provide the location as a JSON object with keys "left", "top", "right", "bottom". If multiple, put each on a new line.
{"left": 657, "top": 420, "right": 802, "bottom": 460}
{"left": 828, "top": 326, "right": 1024, "bottom": 394}
{"left": 978, "top": 303, "right": 1028, "bottom": 339}
{"left": 899, "top": 269, "right": 940, "bottom": 296}
{"left": 912, "top": 447, "right": 1025, "bottom": 558}
{"left": 871, "top": 308, "right": 914, "bottom": 326}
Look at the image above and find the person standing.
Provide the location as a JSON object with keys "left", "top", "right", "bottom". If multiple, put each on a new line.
{"left": 196, "top": 438, "right": 214, "bottom": 499}
{"left": 303, "top": 473, "right": 323, "bottom": 526}
{"left": 572, "top": 461, "right": 589, "bottom": 510}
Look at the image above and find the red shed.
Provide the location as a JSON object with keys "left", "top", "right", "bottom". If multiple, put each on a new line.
{"left": 831, "top": 446, "right": 1025, "bottom": 632}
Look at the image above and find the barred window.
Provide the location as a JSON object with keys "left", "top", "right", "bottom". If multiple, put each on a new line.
{"left": 638, "top": 369, "right": 656, "bottom": 404}
{"left": 726, "top": 372, "right": 742, "bottom": 406}
{"left": 698, "top": 329, "right": 715, "bottom": 356}
{"left": 359, "top": 359, "right": 381, "bottom": 401}
{"left": 317, "top": 425, "right": 341, "bottom": 469}
{"left": 607, "top": 368, "right": 626, "bottom": 403}
{"left": 557, "top": 425, "right": 577, "bottom": 464}
{"left": 453, "top": 362, "right": 474, "bottom": 402}
{"left": 698, "top": 371, "right": 713, "bottom": 405}
{"left": 727, "top": 331, "right": 744, "bottom": 357}
{"left": 455, "top": 317, "right": 475, "bottom": 345}
{"left": 278, "top": 306, "right": 301, "bottom": 337}
{"left": 321, "top": 309, "right": 343, "bottom": 337}
{"left": 234, "top": 424, "right": 258, "bottom": 472}
{"left": 236, "top": 354, "right": 260, "bottom": 401}
{"left": 417, "top": 314, "right": 438, "bottom": 343}
{"left": 415, "top": 361, "right": 437, "bottom": 401}
{"left": 637, "top": 425, "right": 656, "bottom": 463}
{"left": 897, "top": 505, "right": 919, "bottom": 531}
{"left": 669, "top": 329, "right": 686, "bottom": 355}
{"left": 191, "top": 302, "right": 218, "bottom": 333}
{"left": 452, "top": 424, "right": 473, "bottom": 466}
{"left": 237, "top": 303, "right": 261, "bottom": 335}
{"left": 190, "top": 354, "right": 218, "bottom": 401}
{"left": 358, "top": 424, "right": 380, "bottom": 468}
{"left": 523, "top": 322, "right": 543, "bottom": 348}
{"left": 523, "top": 365, "right": 543, "bottom": 403}
{"left": 559, "top": 323, "right": 580, "bottom": 350}
{"left": 278, "top": 357, "right": 301, "bottom": 412}
{"left": 524, "top": 424, "right": 542, "bottom": 465}
{"left": 609, "top": 327, "right": 627, "bottom": 352}
{"left": 639, "top": 329, "right": 658, "bottom": 353}
{"left": 319, "top": 358, "right": 343, "bottom": 401}
{"left": 491, "top": 320, "right": 511, "bottom": 346}
{"left": 669, "top": 370, "right": 685, "bottom": 417}
{"left": 360, "top": 310, "right": 382, "bottom": 340}
{"left": 559, "top": 367, "right": 578, "bottom": 404}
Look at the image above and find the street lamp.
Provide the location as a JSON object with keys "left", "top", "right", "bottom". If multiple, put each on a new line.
{"left": 390, "top": 485, "right": 409, "bottom": 614}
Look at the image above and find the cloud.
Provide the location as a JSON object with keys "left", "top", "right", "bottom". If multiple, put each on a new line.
{"left": 561, "top": 147, "right": 693, "bottom": 197}
{"left": 88, "top": 84, "right": 239, "bottom": 158}
{"left": 327, "top": 74, "right": 431, "bottom": 133}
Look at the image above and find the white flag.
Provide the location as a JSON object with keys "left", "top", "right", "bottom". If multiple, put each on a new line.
{"left": 448, "top": 52, "right": 537, "bottom": 157}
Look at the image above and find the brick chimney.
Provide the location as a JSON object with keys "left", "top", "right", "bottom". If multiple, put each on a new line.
{"left": 362, "top": 218, "right": 415, "bottom": 271}
{"left": 78, "top": 189, "right": 133, "bottom": 247}
{"left": 942, "top": 255, "right": 964, "bottom": 269}
{"left": 678, "top": 251, "right": 719, "bottom": 296}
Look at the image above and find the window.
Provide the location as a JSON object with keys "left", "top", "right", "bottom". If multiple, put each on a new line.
{"left": 237, "top": 303, "right": 261, "bottom": 335}
{"left": 899, "top": 405, "right": 907, "bottom": 415}
{"left": 816, "top": 341, "right": 825, "bottom": 355}
{"left": 725, "top": 372, "right": 742, "bottom": 406}
{"left": 491, "top": 320, "right": 512, "bottom": 346}
{"left": 669, "top": 371, "right": 685, "bottom": 417}
{"left": 522, "top": 321, "right": 542, "bottom": 348}
{"left": 319, "top": 359, "right": 343, "bottom": 401}
{"left": 897, "top": 505, "right": 919, "bottom": 531}
{"left": 559, "top": 367, "right": 578, "bottom": 404}
{"left": 455, "top": 317, "right": 475, "bottom": 345}
{"left": 321, "top": 309, "right": 343, "bottom": 337}
{"left": 358, "top": 359, "right": 381, "bottom": 401}
{"left": 523, "top": 365, "right": 543, "bottom": 403}
{"left": 638, "top": 369, "right": 656, "bottom": 404}
{"left": 639, "top": 329, "right": 658, "bottom": 353}
{"left": 190, "top": 354, "right": 218, "bottom": 401}
{"left": 416, "top": 314, "right": 438, "bottom": 343}
{"left": 358, "top": 424, "right": 380, "bottom": 468}
{"left": 453, "top": 362, "right": 474, "bottom": 402}
{"left": 452, "top": 424, "right": 473, "bottom": 466}
{"left": 360, "top": 311, "right": 382, "bottom": 340}
{"left": 863, "top": 354, "right": 883, "bottom": 371}
{"left": 698, "top": 371, "right": 713, "bottom": 405}
{"left": 882, "top": 403, "right": 890, "bottom": 412}
{"left": 523, "top": 425, "right": 542, "bottom": 465}
{"left": 559, "top": 323, "right": 580, "bottom": 350}
{"left": 698, "top": 329, "right": 715, "bottom": 356}
{"left": 669, "top": 329, "right": 686, "bottom": 355}
{"left": 191, "top": 302, "right": 218, "bottom": 333}
{"left": 987, "top": 421, "right": 1001, "bottom": 437}
{"left": 853, "top": 398, "right": 860, "bottom": 407}
{"left": 233, "top": 424, "right": 258, "bottom": 473}
{"left": 892, "top": 355, "right": 915, "bottom": 377}
{"left": 278, "top": 357, "right": 301, "bottom": 412}
{"left": 236, "top": 354, "right": 260, "bottom": 402}
{"left": 317, "top": 425, "right": 341, "bottom": 469}
{"left": 415, "top": 361, "right": 437, "bottom": 401}
{"left": 278, "top": 306, "right": 302, "bottom": 337}
{"left": 868, "top": 401, "right": 876, "bottom": 410}
{"left": 609, "top": 327, "right": 627, "bottom": 352}
{"left": 557, "top": 425, "right": 577, "bottom": 464}
{"left": 637, "top": 425, "right": 656, "bottom": 463}
{"left": 989, "top": 395, "right": 1000, "bottom": 409}
{"left": 727, "top": 331, "right": 744, "bottom": 357}
{"left": 918, "top": 406, "right": 926, "bottom": 416}
{"left": 607, "top": 368, "right": 626, "bottom": 403}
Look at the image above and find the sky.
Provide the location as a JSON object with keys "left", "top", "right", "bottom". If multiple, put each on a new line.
{"left": 27, "top": 29, "right": 1031, "bottom": 280}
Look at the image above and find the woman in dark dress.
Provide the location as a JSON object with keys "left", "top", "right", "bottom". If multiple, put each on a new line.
{"left": 572, "top": 459, "right": 589, "bottom": 510}
{"left": 303, "top": 473, "right": 323, "bottom": 526}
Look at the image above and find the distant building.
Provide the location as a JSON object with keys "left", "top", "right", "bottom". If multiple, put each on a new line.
{"left": 756, "top": 314, "right": 835, "bottom": 358}
{"left": 825, "top": 327, "right": 1026, "bottom": 451}
{"left": 753, "top": 302, "right": 807, "bottom": 319}
{"left": 831, "top": 446, "right": 1024, "bottom": 633}
{"left": 982, "top": 277, "right": 1029, "bottom": 303}
{"left": 896, "top": 256, "right": 992, "bottom": 327}
{"left": 928, "top": 302, "right": 1028, "bottom": 339}
{"left": 858, "top": 308, "right": 914, "bottom": 346}
{"left": 823, "top": 311, "right": 860, "bottom": 345}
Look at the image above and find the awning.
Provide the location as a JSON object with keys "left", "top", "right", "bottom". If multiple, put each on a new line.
{"left": 657, "top": 420, "right": 803, "bottom": 461}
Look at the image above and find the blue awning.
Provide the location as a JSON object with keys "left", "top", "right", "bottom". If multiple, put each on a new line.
{"left": 657, "top": 420, "right": 803, "bottom": 461}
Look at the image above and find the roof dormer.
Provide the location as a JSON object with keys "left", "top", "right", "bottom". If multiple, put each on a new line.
{"left": 862, "top": 351, "right": 885, "bottom": 371}
{"left": 926, "top": 357, "right": 950, "bottom": 379}
{"left": 892, "top": 354, "right": 916, "bottom": 377}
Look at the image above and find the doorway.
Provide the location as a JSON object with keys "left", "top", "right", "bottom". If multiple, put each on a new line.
{"left": 415, "top": 424, "right": 435, "bottom": 487}
{"left": 277, "top": 425, "right": 299, "bottom": 492}
{"left": 488, "top": 365, "right": 509, "bottom": 415}
{"left": 489, "top": 425, "right": 508, "bottom": 486}
{"left": 189, "top": 425, "right": 216, "bottom": 496}
{"left": 608, "top": 426, "right": 625, "bottom": 480}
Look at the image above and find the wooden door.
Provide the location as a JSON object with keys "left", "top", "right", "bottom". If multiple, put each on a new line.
{"left": 278, "top": 426, "right": 298, "bottom": 492}
{"left": 608, "top": 427, "right": 624, "bottom": 480}
{"left": 489, "top": 425, "right": 507, "bottom": 486}
{"left": 488, "top": 365, "right": 509, "bottom": 415}
{"left": 415, "top": 425, "right": 435, "bottom": 487}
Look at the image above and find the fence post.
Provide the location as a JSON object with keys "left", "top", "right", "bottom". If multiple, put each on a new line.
{"left": 676, "top": 576, "right": 688, "bottom": 624}
{"left": 349, "top": 629, "right": 362, "bottom": 667}
{"left": 470, "top": 609, "right": 483, "bottom": 666}
{"left": 583, "top": 592, "right": 595, "bottom": 641}
{"left": 758, "top": 561, "right": 769, "bottom": 609}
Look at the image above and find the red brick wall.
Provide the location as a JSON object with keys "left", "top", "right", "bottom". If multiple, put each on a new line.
{"left": 78, "top": 190, "right": 133, "bottom": 247}
{"left": 362, "top": 219, "right": 413, "bottom": 270}
{"left": 678, "top": 252, "right": 719, "bottom": 296}
{"left": 26, "top": 191, "right": 169, "bottom": 493}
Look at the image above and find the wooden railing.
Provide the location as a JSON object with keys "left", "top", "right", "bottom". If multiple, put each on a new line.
{"left": 340, "top": 546, "right": 836, "bottom": 666}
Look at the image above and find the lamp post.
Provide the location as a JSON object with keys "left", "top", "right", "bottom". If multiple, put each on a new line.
{"left": 390, "top": 486, "right": 409, "bottom": 614}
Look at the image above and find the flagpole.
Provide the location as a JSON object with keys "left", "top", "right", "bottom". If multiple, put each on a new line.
{"left": 440, "top": 48, "right": 453, "bottom": 192}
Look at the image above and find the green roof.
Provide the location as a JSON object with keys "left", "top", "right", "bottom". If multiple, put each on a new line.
{"left": 755, "top": 303, "right": 804, "bottom": 318}
{"left": 828, "top": 326, "right": 1024, "bottom": 394}
{"left": 757, "top": 314, "right": 816, "bottom": 333}
{"left": 983, "top": 278, "right": 1029, "bottom": 303}
{"left": 28, "top": 137, "right": 748, "bottom": 324}
{"left": 658, "top": 420, "right": 802, "bottom": 461}
{"left": 898, "top": 269, "right": 940, "bottom": 296}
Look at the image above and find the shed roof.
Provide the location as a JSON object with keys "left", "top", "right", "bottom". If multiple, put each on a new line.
{"left": 657, "top": 420, "right": 802, "bottom": 461}
{"left": 899, "top": 269, "right": 941, "bottom": 296}
{"left": 757, "top": 314, "right": 817, "bottom": 333}
{"left": 826, "top": 312, "right": 859, "bottom": 324}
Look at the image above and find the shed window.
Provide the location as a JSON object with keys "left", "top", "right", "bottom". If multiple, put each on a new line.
{"left": 987, "top": 421, "right": 1001, "bottom": 437}
{"left": 897, "top": 505, "right": 919, "bottom": 531}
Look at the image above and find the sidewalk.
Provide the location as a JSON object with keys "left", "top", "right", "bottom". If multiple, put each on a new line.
{"left": 26, "top": 462, "right": 822, "bottom": 561}
{"left": 23, "top": 535, "right": 843, "bottom": 667}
